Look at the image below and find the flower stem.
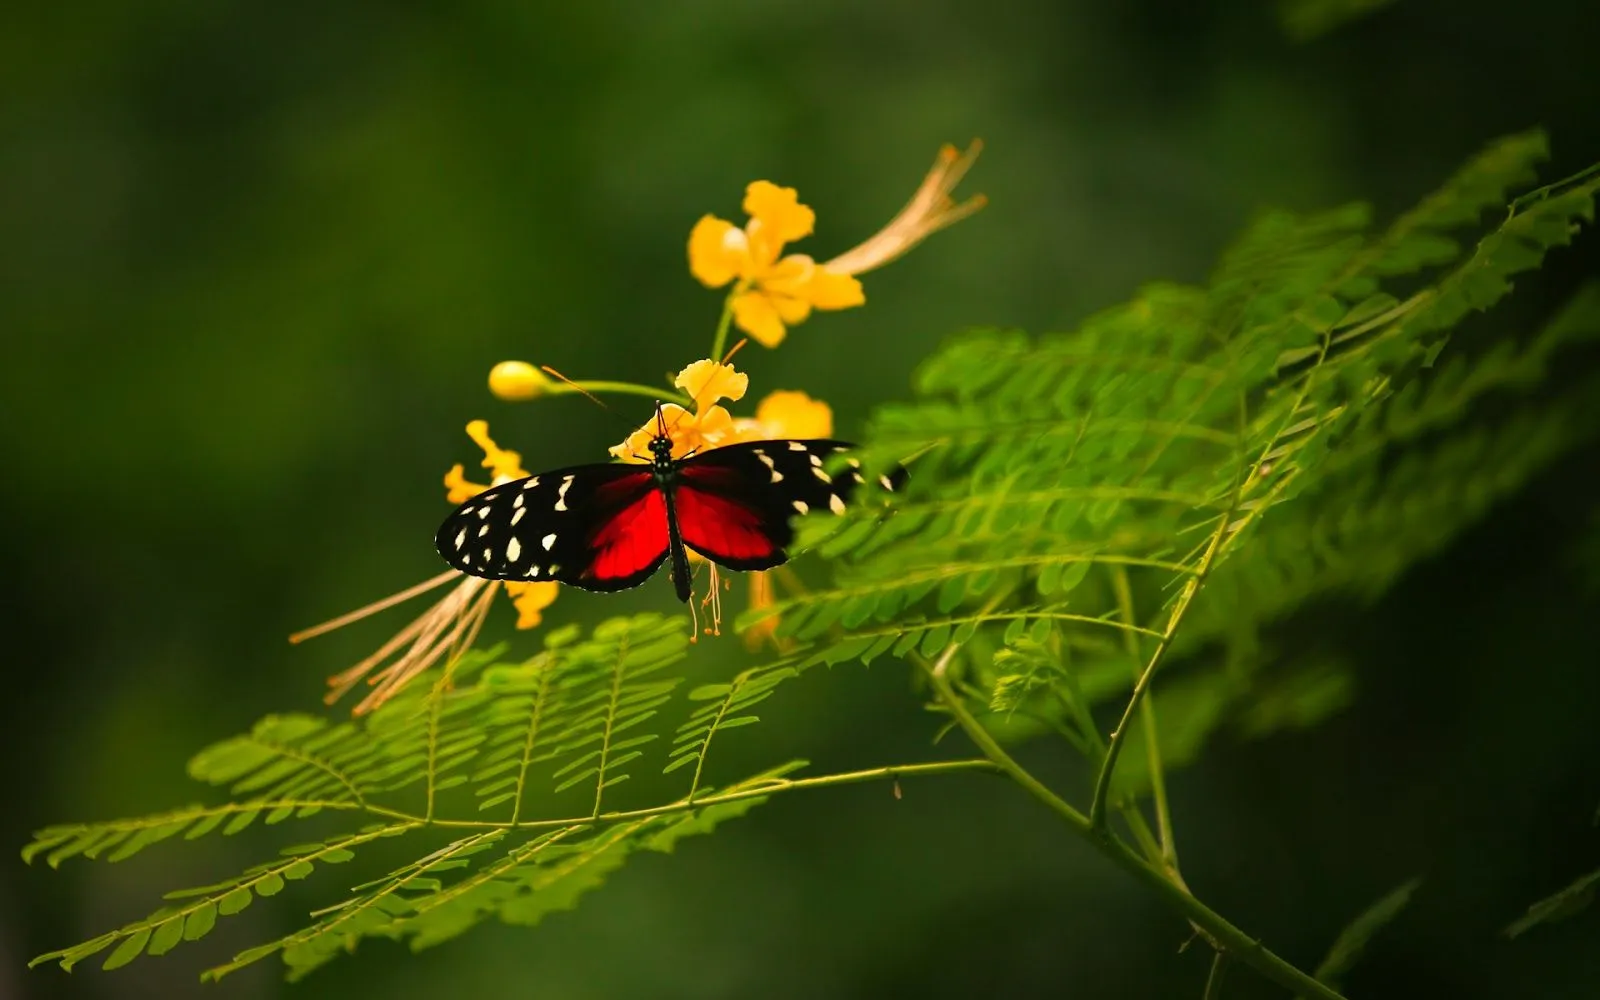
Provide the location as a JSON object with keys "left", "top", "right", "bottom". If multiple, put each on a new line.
{"left": 708, "top": 284, "right": 745, "bottom": 363}
{"left": 924, "top": 645, "right": 1346, "bottom": 1000}
{"left": 548, "top": 380, "right": 692, "bottom": 407}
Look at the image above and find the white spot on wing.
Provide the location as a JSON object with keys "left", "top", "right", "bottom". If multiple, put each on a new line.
{"left": 478, "top": 524, "right": 490, "bottom": 538}
{"left": 522, "top": 477, "right": 541, "bottom": 491}
{"left": 511, "top": 508, "right": 526, "bottom": 526}
{"left": 813, "top": 467, "right": 832, "bottom": 484}
{"left": 481, "top": 547, "right": 492, "bottom": 562}
{"left": 787, "top": 441, "right": 807, "bottom": 452}
{"left": 554, "top": 475, "right": 574, "bottom": 511}
{"left": 757, "top": 452, "right": 782, "bottom": 482}
{"left": 506, "top": 537, "right": 522, "bottom": 562}
{"left": 527, "top": 565, "right": 540, "bottom": 578}
{"left": 513, "top": 494, "right": 525, "bottom": 509}
{"left": 542, "top": 533, "right": 556, "bottom": 551}
{"left": 879, "top": 475, "right": 895, "bottom": 490}
{"left": 792, "top": 499, "right": 809, "bottom": 514}
{"left": 808, "top": 453, "right": 823, "bottom": 467}
{"left": 829, "top": 493, "right": 846, "bottom": 515}
{"left": 454, "top": 529, "right": 467, "bottom": 551}
{"left": 477, "top": 506, "right": 492, "bottom": 520}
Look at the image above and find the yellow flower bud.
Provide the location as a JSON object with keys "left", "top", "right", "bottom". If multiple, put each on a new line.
{"left": 488, "top": 360, "right": 550, "bottom": 401}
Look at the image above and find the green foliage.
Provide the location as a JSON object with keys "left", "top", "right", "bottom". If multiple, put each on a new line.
{"left": 25, "top": 132, "right": 1600, "bottom": 985}
{"left": 1506, "top": 867, "right": 1600, "bottom": 938}
{"left": 766, "top": 130, "right": 1600, "bottom": 791}
{"left": 1279, "top": 0, "right": 1398, "bottom": 41}
{"left": 1311, "top": 877, "right": 1422, "bottom": 990}
{"left": 25, "top": 615, "right": 820, "bottom": 979}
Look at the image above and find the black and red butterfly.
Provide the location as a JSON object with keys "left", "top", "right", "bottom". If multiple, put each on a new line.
{"left": 433, "top": 418, "right": 904, "bottom": 602}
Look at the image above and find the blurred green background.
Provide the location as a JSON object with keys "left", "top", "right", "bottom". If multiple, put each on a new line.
{"left": 5, "top": 1, "right": 1600, "bottom": 997}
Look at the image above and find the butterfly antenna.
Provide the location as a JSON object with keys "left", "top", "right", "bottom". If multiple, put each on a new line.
{"left": 541, "top": 366, "right": 615, "bottom": 415}
{"left": 719, "top": 336, "right": 749, "bottom": 366}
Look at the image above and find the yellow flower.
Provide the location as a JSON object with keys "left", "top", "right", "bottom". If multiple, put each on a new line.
{"left": 505, "top": 579, "right": 559, "bottom": 629}
{"left": 823, "top": 140, "right": 987, "bottom": 277}
{"left": 742, "top": 564, "right": 790, "bottom": 652}
{"left": 687, "top": 143, "right": 985, "bottom": 348}
{"left": 689, "top": 182, "right": 865, "bottom": 348}
{"left": 444, "top": 419, "right": 528, "bottom": 502}
{"left": 727, "top": 389, "right": 834, "bottom": 444}
{"left": 295, "top": 420, "right": 559, "bottom": 714}
{"left": 609, "top": 359, "right": 749, "bottom": 462}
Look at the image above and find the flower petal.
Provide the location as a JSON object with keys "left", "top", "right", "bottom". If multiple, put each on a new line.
{"left": 694, "top": 404, "right": 735, "bottom": 449}
{"left": 803, "top": 267, "right": 866, "bottom": 310}
{"left": 755, "top": 390, "right": 834, "bottom": 439}
{"left": 689, "top": 215, "right": 746, "bottom": 288}
{"left": 466, "top": 420, "right": 529, "bottom": 484}
{"left": 743, "top": 181, "right": 815, "bottom": 246}
{"left": 742, "top": 570, "right": 787, "bottom": 651}
{"left": 609, "top": 405, "right": 691, "bottom": 462}
{"left": 675, "top": 359, "right": 749, "bottom": 411}
{"left": 761, "top": 255, "right": 863, "bottom": 311}
{"left": 503, "top": 581, "right": 559, "bottom": 629}
{"left": 443, "top": 464, "right": 487, "bottom": 504}
{"left": 731, "top": 290, "right": 790, "bottom": 348}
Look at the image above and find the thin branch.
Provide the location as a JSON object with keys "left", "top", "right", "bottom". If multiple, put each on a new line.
{"left": 1110, "top": 565, "right": 1180, "bottom": 876}
{"left": 510, "top": 654, "right": 557, "bottom": 825}
{"left": 1089, "top": 395, "right": 1251, "bottom": 831}
{"left": 352, "top": 758, "right": 1002, "bottom": 830}
{"left": 922, "top": 643, "right": 1346, "bottom": 1000}
{"left": 592, "top": 629, "right": 634, "bottom": 818}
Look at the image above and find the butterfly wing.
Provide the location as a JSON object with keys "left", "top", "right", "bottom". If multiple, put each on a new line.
{"left": 434, "top": 463, "right": 671, "bottom": 592}
{"left": 674, "top": 439, "right": 901, "bottom": 570}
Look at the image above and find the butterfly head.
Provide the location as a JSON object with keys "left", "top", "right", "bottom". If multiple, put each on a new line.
{"left": 648, "top": 430, "right": 676, "bottom": 481}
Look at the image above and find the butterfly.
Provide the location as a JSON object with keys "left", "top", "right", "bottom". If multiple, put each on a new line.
{"left": 433, "top": 416, "right": 905, "bottom": 602}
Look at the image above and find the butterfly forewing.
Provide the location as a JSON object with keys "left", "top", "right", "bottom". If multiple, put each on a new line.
{"left": 434, "top": 463, "right": 669, "bottom": 591}
{"left": 675, "top": 439, "right": 891, "bottom": 567}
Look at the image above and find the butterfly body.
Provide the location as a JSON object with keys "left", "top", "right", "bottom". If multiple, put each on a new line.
{"left": 435, "top": 434, "right": 900, "bottom": 602}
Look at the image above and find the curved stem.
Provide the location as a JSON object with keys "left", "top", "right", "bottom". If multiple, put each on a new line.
{"left": 547, "top": 380, "right": 692, "bottom": 407}
{"left": 924, "top": 645, "right": 1346, "bottom": 1000}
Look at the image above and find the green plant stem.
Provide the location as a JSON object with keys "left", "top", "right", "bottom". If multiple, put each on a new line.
{"left": 1089, "top": 418, "right": 1248, "bottom": 832}
{"left": 1110, "top": 566, "right": 1180, "bottom": 876}
{"left": 356, "top": 758, "right": 1001, "bottom": 831}
{"left": 549, "top": 380, "right": 693, "bottom": 407}
{"left": 925, "top": 647, "right": 1346, "bottom": 1000}
{"left": 708, "top": 283, "right": 747, "bottom": 363}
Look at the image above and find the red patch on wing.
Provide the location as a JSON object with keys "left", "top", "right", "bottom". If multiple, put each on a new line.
{"left": 676, "top": 484, "right": 782, "bottom": 566}
{"left": 586, "top": 486, "right": 669, "bottom": 582}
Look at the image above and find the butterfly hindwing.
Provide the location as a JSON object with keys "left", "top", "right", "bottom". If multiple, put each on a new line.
{"left": 675, "top": 439, "right": 893, "bottom": 568}
{"left": 434, "top": 463, "right": 668, "bottom": 592}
